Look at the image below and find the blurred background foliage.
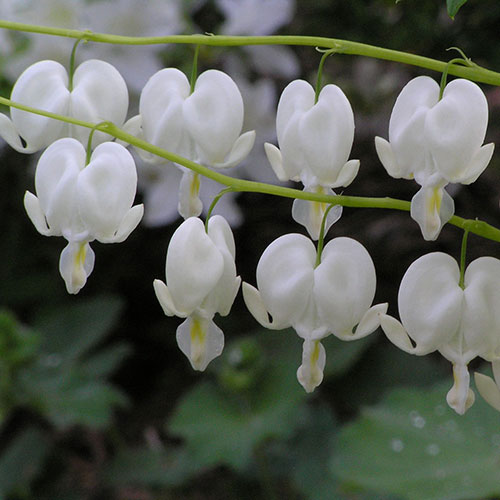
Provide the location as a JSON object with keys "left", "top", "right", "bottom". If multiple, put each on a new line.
{"left": 1, "top": 0, "right": 500, "bottom": 499}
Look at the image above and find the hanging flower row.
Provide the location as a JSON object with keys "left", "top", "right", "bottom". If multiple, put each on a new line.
{"left": 0, "top": 53, "right": 499, "bottom": 416}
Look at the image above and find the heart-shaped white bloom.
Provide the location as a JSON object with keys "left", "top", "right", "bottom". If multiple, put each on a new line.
{"left": 153, "top": 215, "right": 241, "bottom": 371}
{"left": 0, "top": 59, "right": 129, "bottom": 153}
{"left": 380, "top": 252, "right": 500, "bottom": 414}
{"left": 264, "top": 79, "right": 359, "bottom": 239}
{"left": 24, "top": 138, "right": 143, "bottom": 294}
{"left": 125, "top": 68, "right": 255, "bottom": 219}
{"left": 375, "top": 76, "right": 494, "bottom": 241}
{"left": 243, "top": 234, "right": 387, "bottom": 392}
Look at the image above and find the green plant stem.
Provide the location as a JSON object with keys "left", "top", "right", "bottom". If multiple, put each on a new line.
{"left": 2, "top": 94, "right": 500, "bottom": 244}
{"left": 1, "top": 20, "right": 500, "bottom": 85}
{"left": 315, "top": 203, "right": 337, "bottom": 267}
{"left": 459, "top": 230, "right": 469, "bottom": 289}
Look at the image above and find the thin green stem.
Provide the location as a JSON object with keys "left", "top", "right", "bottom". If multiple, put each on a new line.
{"left": 205, "top": 187, "right": 235, "bottom": 232}
{"left": 2, "top": 94, "right": 500, "bottom": 244}
{"left": 68, "top": 37, "right": 84, "bottom": 91}
{"left": 190, "top": 45, "right": 200, "bottom": 94}
{"left": 439, "top": 58, "right": 470, "bottom": 99}
{"left": 315, "top": 203, "right": 337, "bottom": 267}
{"left": 459, "top": 230, "right": 469, "bottom": 289}
{"left": 315, "top": 48, "right": 336, "bottom": 103}
{"left": 1, "top": 20, "right": 500, "bottom": 85}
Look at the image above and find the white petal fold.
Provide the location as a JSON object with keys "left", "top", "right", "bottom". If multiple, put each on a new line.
{"left": 176, "top": 315, "right": 225, "bottom": 371}
{"left": 297, "top": 340, "right": 326, "bottom": 393}
{"left": 410, "top": 184, "right": 454, "bottom": 241}
{"left": 291, "top": 187, "right": 342, "bottom": 240}
{"left": 474, "top": 371, "right": 500, "bottom": 413}
{"left": 59, "top": 241, "right": 95, "bottom": 295}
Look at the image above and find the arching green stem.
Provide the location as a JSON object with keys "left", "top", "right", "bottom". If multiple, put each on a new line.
{"left": 314, "top": 48, "right": 336, "bottom": 103}
{"left": 68, "top": 37, "right": 84, "bottom": 92}
{"left": 205, "top": 187, "right": 236, "bottom": 232}
{"left": 2, "top": 94, "right": 500, "bottom": 244}
{"left": 1, "top": 21, "right": 500, "bottom": 85}
{"left": 439, "top": 58, "right": 470, "bottom": 99}
{"left": 459, "top": 229, "right": 469, "bottom": 289}
{"left": 315, "top": 203, "right": 337, "bottom": 267}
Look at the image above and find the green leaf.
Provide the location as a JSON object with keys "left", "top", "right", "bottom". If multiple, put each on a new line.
{"left": 334, "top": 383, "right": 500, "bottom": 500}
{"left": 104, "top": 446, "right": 196, "bottom": 488}
{"left": 277, "top": 403, "right": 339, "bottom": 500}
{"left": 80, "top": 343, "right": 131, "bottom": 378}
{"left": 168, "top": 331, "right": 308, "bottom": 471}
{"left": 447, "top": 0, "right": 467, "bottom": 18}
{"left": 0, "top": 427, "right": 49, "bottom": 497}
{"left": 33, "top": 295, "right": 124, "bottom": 362}
{"left": 18, "top": 366, "right": 128, "bottom": 428}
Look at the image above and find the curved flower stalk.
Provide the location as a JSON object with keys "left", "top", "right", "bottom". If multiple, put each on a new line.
{"left": 375, "top": 76, "right": 494, "bottom": 240}
{"left": 380, "top": 252, "right": 500, "bottom": 414}
{"left": 0, "top": 59, "right": 129, "bottom": 153}
{"left": 24, "top": 138, "right": 143, "bottom": 294}
{"left": 242, "top": 234, "right": 387, "bottom": 392}
{"left": 153, "top": 216, "right": 241, "bottom": 371}
{"left": 125, "top": 67, "right": 255, "bottom": 219}
{"left": 265, "top": 80, "right": 359, "bottom": 239}
{"left": 474, "top": 360, "right": 500, "bottom": 413}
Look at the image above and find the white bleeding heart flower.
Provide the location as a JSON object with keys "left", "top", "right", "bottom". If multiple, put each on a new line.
{"left": 375, "top": 76, "right": 494, "bottom": 240}
{"left": 125, "top": 68, "right": 255, "bottom": 219}
{"left": 243, "top": 234, "right": 387, "bottom": 392}
{"left": 24, "top": 137, "right": 143, "bottom": 294}
{"left": 380, "top": 252, "right": 500, "bottom": 415}
{"left": 265, "top": 79, "right": 359, "bottom": 239}
{"left": 0, "top": 59, "right": 129, "bottom": 153}
{"left": 153, "top": 215, "right": 241, "bottom": 371}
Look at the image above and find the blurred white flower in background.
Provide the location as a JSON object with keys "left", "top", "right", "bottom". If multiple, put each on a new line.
{"left": 1, "top": 0, "right": 86, "bottom": 79}
{"left": 216, "top": 0, "right": 300, "bottom": 79}
{"left": 81, "top": 0, "right": 185, "bottom": 92}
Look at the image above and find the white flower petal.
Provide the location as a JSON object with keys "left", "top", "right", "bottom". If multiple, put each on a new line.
{"left": 10, "top": 60, "right": 69, "bottom": 151}
{"left": 456, "top": 142, "right": 494, "bottom": 185}
{"left": 165, "top": 217, "right": 224, "bottom": 316}
{"left": 314, "top": 237, "right": 376, "bottom": 336}
{"left": 153, "top": 279, "right": 182, "bottom": 317}
{"left": 380, "top": 313, "right": 418, "bottom": 354}
{"left": 475, "top": 371, "right": 500, "bottom": 413}
{"left": 178, "top": 170, "right": 203, "bottom": 219}
{"left": 426, "top": 79, "right": 489, "bottom": 182}
{"left": 296, "top": 339, "right": 326, "bottom": 393}
{"left": 264, "top": 142, "right": 288, "bottom": 181}
{"left": 176, "top": 315, "right": 225, "bottom": 371}
{"left": 398, "top": 252, "right": 463, "bottom": 353}
{"left": 256, "top": 233, "right": 316, "bottom": 328}
{"left": 69, "top": 59, "right": 129, "bottom": 147}
{"left": 242, "top": 282, "right": 278, "bottom": 329}
{"left": 59, "top": 241, "right": 95, "bottom": 294}
{"left": 77, "top": 142, "right": 138, "bottom": 242}
{"left": 446, "top": 363, "right": 475, "bottom": 415}
{"left": 213, "top": 130, "right": 256, "bottom": 169}
{"left": 23, "top": 191, "right": 52, "bottom": 236}
{"left": 109, "top": 204, "right": 144, "bottom": 244}
{"left": 331, "top": 159, "right": 360, "bottom": 189}
{"left": 410, "top": 184, "right": 454, "bottom": 241}
{"left": 462, "top": 257, "right": 500, "bottom": 360}
{"left": 184, "top": 70, "right": 244, "bottom": 165}
{"left": 291, "top": 186, "right": 342, "bottom": 240}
